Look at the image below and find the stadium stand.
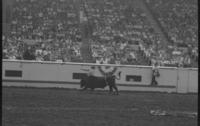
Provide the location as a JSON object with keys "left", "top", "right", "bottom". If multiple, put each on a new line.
{"left": 2, "top": 0, "right": 198, "bottom": 67}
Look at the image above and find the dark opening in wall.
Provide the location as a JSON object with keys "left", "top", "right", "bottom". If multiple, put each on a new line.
{"left": 73, "top": 73, "right": 87, "bottom": 80}
{"left": 126, "top": 75, "right": 142, "bottom": 82}
{"left": 5, "top": 70, "right": 22, "bottom": 77}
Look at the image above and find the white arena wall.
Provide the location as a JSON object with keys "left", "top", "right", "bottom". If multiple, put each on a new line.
{"left": 2, "top": 59, "right": 198, "bottom": 93}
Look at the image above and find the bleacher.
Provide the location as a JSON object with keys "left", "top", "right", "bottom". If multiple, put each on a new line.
{"left": 2, "top": 0, "right": 198, "bottom": 68}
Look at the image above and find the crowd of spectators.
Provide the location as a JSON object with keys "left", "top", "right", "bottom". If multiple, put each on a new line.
{"left": 86, "top": 0, "right": 164, "bottom": 66}
{"left": 3, "top": 0, "right": 198, "bottom": 68}
{"left": 3, "top": 0, "right": 82, "bottom": 62}
{"left": 145, "top": 0, "right": 198, "bottom": 67}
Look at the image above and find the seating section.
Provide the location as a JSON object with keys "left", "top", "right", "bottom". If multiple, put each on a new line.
{"left": 2, "top": 0, "right": 198, "bottom": 67}
{"left": 145, "top": 0, "right": 198, "bottom": 67}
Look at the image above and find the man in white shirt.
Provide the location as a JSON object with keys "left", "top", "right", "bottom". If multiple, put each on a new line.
{"left": 81, "top": 66, "right": 96, "bottom": 77}
{"left": 151, "top": 62, "right": 160, "bottom": 86}
{"left": 81, "top": 66, "right": 96, "bottom": 86}
{"left": 96, "top": 57, "right": 101, "bottom": 64}
{"left": 102, "top": 57, "right": 109, "bottom": 64}
{"left": 88, "top": 66, "right": 95, "bottom": 77}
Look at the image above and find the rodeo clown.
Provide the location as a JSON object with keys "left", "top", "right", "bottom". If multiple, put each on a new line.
{"left": 151, "top": 61, "right": 160, "bottom": 86}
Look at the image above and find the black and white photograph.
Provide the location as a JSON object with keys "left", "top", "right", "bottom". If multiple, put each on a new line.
{"left": 2, "top": 0, "right": 198, "bottom": 125}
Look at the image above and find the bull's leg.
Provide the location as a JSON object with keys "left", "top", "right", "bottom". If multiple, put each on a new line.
{"left": 109, "top": 85, "right": 113, "bottom": 94}
{"left": 113, "top": 86, "right": 119, "bottom": 95}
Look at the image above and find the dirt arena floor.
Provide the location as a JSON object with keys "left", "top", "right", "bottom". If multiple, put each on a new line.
{"left": 2, "top": 86, "right": 198, "bottom": 126}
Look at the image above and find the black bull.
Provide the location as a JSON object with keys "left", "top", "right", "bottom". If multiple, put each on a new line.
{"left": 80, "top": 72, "right": 121, "bottom": 94}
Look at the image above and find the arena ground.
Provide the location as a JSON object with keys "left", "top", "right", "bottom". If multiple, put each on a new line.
{"left": 2, "top": 86, "right": 198, "bottom": 126}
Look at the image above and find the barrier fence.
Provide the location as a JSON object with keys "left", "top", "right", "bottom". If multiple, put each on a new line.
{"left": 2, "top": 59, "right": 198, "bottom": 93}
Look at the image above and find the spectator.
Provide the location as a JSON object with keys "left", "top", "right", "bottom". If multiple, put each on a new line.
{"left": 2, "top": 0, "right": 197, "bottom": 68}
{"left": 23, "top": 47, "right": 35, "bottom": 60}
{"left": 151, "top": 62, "right": 160, "bottom": 86}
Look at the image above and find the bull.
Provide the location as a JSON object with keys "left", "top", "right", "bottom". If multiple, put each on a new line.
{"left": 80, "top": 71, "right": 121, "bottom": 95}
